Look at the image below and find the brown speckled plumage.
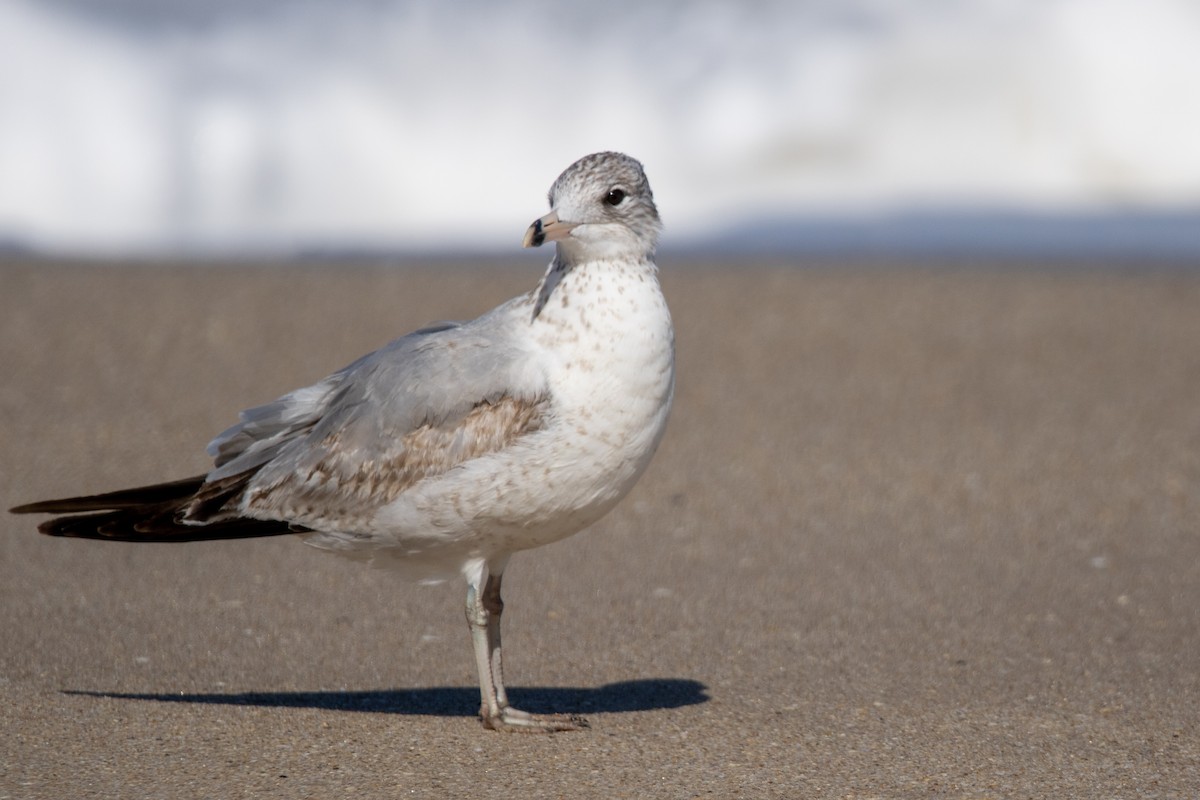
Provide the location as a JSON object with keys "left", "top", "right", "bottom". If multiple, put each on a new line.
{"left": 246, "top": 394, "right": 549, "bottom": 524}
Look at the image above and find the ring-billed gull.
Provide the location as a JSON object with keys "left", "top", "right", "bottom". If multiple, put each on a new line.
{"left": 11, "top": 151, "right": 675, "bottom": 732}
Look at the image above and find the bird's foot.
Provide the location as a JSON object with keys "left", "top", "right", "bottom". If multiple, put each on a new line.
{"left": 480, "top": 705, "right": 589, "bottom": 733}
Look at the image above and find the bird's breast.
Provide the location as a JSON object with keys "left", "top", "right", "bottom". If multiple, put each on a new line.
{"left": 530, "top": 259, "right": 675, "bottom": 503}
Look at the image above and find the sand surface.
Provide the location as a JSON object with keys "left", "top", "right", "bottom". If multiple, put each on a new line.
{"left": 2, "top": 260, "right": 1198, "bottom": 798}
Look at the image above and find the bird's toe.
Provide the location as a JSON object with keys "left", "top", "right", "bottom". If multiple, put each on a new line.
{"left": 480, "top": 706, "right": 589, "bottom": 733}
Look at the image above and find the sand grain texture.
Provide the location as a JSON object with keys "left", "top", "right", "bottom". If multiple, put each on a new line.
{"left": 2, "top": 261, "right": 1198, "bottom": 798}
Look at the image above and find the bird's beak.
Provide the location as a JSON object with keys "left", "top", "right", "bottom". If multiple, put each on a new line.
{"left": 523, "top": 210, "right": 579, "bottom": 248}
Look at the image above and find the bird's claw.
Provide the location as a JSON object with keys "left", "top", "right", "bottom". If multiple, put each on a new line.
{"left": 480, "top": 706, "right": 589, "bottom": 733}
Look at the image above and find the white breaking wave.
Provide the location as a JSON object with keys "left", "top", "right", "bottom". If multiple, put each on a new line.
{"left": 1, "top": 0, "right": 1199, "bottom": 256}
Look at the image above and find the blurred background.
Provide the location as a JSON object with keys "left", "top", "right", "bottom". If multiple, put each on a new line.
{"left": 2, "top": 0, "right": 1199, "bottom": 262}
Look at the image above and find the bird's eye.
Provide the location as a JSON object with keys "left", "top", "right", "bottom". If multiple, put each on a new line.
{"left": 604, "top": 188, "right": 626, "bottom": 206}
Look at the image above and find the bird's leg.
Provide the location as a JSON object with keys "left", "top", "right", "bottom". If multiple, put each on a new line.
{"left": 465, "top": 566, "right": 587, "bottom": 732}
{"left": 466, "top": 574, "right": 505, "bottom": 722}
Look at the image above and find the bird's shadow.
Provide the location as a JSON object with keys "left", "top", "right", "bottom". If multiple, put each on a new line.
{"left": 63, "top": 679, "right": 708, "bottom": 717}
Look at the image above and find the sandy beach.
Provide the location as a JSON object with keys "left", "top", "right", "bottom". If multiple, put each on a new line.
{"left": 2, "top": 259, "right": 1198, "bottom": 797}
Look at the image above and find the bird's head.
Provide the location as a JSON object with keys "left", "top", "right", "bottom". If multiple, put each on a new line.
{"left": 523, "top": 152, "right": 661, "bottom": 264}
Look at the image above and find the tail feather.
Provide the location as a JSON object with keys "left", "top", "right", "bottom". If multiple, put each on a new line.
{"left": 36, "top": 508, "right": 302, "bottom": 542}
{"left": 11, "top": 475, "right": 307, "bottom": 543}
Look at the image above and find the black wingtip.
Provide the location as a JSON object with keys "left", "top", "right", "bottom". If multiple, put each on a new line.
{"left": 13, "top": 473, "right": 303, "bottom": 542}
{"left": 10, "top": 499, "right": 82, "bottom": 515}
{"left": 9, "top": 475, "right": 209, "bottom": 516}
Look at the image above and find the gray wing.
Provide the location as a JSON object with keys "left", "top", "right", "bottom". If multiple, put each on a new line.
{"left": 201, "top": 303, "right": 549, "bottom": 524}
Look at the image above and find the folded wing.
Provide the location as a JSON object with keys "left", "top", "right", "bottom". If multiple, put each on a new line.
{"left": 12, "top": 306, "right": 550, "bottom": 541}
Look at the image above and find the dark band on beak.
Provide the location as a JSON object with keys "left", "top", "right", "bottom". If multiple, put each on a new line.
{"left": 527, "top": 218, "right": 546, "bottom": 248}
{"left": 523, "top": 210, "right": 578, "bottom": 248}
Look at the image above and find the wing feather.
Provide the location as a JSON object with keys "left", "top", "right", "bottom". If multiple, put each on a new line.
{"left": 12, "top": 296, "right": 549, "bottom": 539}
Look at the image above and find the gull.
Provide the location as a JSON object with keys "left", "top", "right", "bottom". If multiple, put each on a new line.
{"left": 10, "top": 152, "right": 675, "bottom": 733}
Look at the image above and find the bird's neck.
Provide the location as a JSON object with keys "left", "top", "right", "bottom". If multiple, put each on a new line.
{"left": 530, "top": 254, "right": 570, "bottom": 320}
{"left": 530, "top": 252, "right": 657, "bottom": 322}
